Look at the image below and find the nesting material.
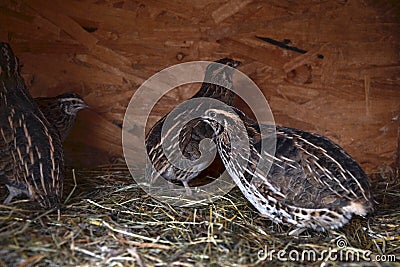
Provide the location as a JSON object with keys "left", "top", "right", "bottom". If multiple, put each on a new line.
{"left": 0, "top": 166, "right": 398, "bottom": 266}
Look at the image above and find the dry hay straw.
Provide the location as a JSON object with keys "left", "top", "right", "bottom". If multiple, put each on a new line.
{"left": 0, "top": 165, "right": 399, "bottom": 266}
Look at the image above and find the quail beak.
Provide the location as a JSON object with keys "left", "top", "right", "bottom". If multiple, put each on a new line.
{"left": 77, "top": 101, "right": 90, "bottom": 110}
{"left": 232, "top": 60, "right": 241, "bottom": 68}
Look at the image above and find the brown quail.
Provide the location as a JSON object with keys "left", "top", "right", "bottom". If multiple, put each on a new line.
{"left": 35, "top": 93, "right": 89, "bottom": 142}
{"left": 145, "top": 58, "right": 241, "bottom": 191}
{"left": 0, "top": 42, "right": 64, "bottom": 209}
{"left": 201, "top": 106, "right": 374, "bottom": 231}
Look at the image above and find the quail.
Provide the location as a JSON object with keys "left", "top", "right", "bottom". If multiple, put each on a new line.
{"left": 35, "top": 93, "right": 89, "bottom": 142}
{"left": 0, "top": 42, "right": 64, "bottom": 209}
{"left": 201, "top": 106, "right": 374, "bottom": 231}
{"left": 145, "top": 58, "right": 241, "bottom": 191}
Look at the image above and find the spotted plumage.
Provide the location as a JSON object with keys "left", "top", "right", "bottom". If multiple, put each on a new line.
{"left": 202, "top": 107, "right": 374, "bottom": 231}
{"left": 0, "top": 42, "right": 64, "bottom": 208}
{"left": 35, "top": 93, "right": 89, "bottom": 142}
{"left": 145, "top": 58, "right": 241, "bottom": 191}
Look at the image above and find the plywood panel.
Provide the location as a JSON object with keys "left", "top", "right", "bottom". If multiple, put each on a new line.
{"left": 1, "top": 0, "right": 398, "bottom": 172}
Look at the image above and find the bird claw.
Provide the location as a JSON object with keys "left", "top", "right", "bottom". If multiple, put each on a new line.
{"left": 183, "top": 181, "right": 192, "bottom": 196}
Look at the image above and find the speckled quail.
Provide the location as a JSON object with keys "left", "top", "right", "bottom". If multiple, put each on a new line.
{"left": 145, "top": 58, "right": 241, "bottom": 191}
{"left": 201, "top": 106, "right": 374, "bottom": 231}
{"left": 0, "top": 42, "right": 64, "bottom": 209}
{"left": 35, "top": 93, "right": 89, "bottom": 142}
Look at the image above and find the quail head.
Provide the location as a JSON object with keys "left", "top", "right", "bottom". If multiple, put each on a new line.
{"left": 191, "top": 57, "right": 241, "bottom": 102}
{"left": 0, "top": 42, "right": 64, "bottom": 209}
{"left": 201, "top": 105, "right": 374, "bottom": 231}
{"left": 145, "top": 58, "right": 241, "bottom": 192}
{"left": 35, "top": 93, "right": 89, "bottom": 142}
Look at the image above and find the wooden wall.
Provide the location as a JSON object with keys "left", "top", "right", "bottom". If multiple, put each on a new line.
{"left": 1, "top": 0, "right": 399, "bottom": 173}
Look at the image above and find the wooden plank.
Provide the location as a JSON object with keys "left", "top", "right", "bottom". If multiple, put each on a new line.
{"left": 11, "top": 42, "right": 87, "bottom": 54}
{"left": 145, "top": 0, "right": 196, "bottom": 21}
{"left": 64, "top": 110, "right": 123, "bottom": 166}
{"left": 218, "top": 38, "right": 287, "bottom": 69}
{"left": 84, "top": 90, "right": 135, "bottom": 110}
{"left": 212, "top": 0, "right": 253, "bottom": 24}
{"left": 54, "top": 0, "right": 155, "bottom": 33}
{"left": 74, "top": 54, "right": 145, "bottom": 85}
{"left": 24, "top": 0, "right": 98, "bottom": 48}
{"left": 1, "top": 0, "right": 397, "bottom": 172}
{"left": 24, "top": 0, "right": 140, "bottom": 80}
{"left": 70, "top": 110, "right": 122, "bottom": 154}
{"left": 206, "top": 11, "right": 317, "bottom": 41}
{"left": 0, "top": 7, "right": 59, "bottom": 40}
{"left": 269, "top": 96, "right": 328, "bottom": 129}
{"left": 20, "top": 54, "right": 126, "bottom": 90}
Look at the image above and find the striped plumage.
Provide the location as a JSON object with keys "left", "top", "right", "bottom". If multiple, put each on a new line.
{"left": 145, "top": 58, "right": 240, "bottom": 191}
{"left": 202, "top": 107, "right": 374, "bottom": 231}
{"left": 35, "top": 93, "right": 89, "bottom": 142}
{"left": 0, "top": 42, "right": 64, "bottom": 209}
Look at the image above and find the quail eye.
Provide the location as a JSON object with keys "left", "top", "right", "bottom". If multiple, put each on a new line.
{"left": 208, "top": 111, "right": 216, "bottom": 118}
